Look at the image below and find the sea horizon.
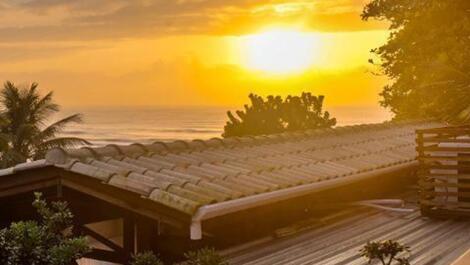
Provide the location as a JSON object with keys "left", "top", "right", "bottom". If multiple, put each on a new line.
{"left": 58, "top": 105, "right": 392, "bottom": 146}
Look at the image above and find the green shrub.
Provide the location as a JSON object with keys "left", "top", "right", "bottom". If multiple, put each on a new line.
{"left": 0, "top": 192, "right": 90, "bottom": 265}
{"left": 131, "top": 251, "right": 164, "bottom": 265}
{"left": 184, "top": 247, "right": 228, "bottom": 265}
{"left": 360, "top": 240, "right": 410, "bottom": 265}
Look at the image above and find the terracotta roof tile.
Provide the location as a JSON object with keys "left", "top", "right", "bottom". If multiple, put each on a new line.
{"left": 147, "top": 141, "right": 168, "bottom": 153}
{"left": 196, "top": 180, "right": 244, "bottom": 199}
{"left": 159, "top": 169, "right": 201, "bottom": 184}
{"left": 67, "top": 162, "right": 115, "bottom": 182}
{"left": 140, "top": 156, "right": 176, "bottom": 169}
{"left": 108, "top": 174, "right": 156, "bottom": 195}
{"left": 122, "top": 157, "right": 164, "bottom": 172}
{"left": 187, "top": 139, "right": 207, "bottom": 150}
{"left": 42, "top": 120, "right": 441, "bottom": 215}
{"left": 149, "top": 189, "right": 200, "bottom": 214}
{"left": 166, "top": 185, "right": 216, "bottom": 205}
{"left": 183, "top": 182, "right": 230, "bottom": 202}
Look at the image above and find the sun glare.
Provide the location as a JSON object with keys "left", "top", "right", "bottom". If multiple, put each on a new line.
{"left": 242, "top": 29, "right": 320, "bottom": 75}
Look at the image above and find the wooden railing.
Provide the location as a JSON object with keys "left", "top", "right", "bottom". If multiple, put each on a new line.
{"left": 417, "top": 126, "right": 470, "bottom": 217}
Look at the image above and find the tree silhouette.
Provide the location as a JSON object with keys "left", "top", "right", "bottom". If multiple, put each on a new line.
{"left": 223, "top": 92, "right": 336, "bottom": 137}
{"left": 0, "top": 81, "right": 90, "bottom": 167}
{"left": 362, "top": 0, "right": 470, "bottom": 122}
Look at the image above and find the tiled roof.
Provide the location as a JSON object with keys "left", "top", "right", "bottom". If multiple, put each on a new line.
{"left": 43, "top": 120, "right": 440, "bottom": 215}
{"left": 224, "top": 191, "right": 470, "bottom": 265}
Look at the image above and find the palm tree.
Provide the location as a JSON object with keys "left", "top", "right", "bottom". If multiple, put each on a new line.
{"left": 0, "top": 115, "right": 16, "bottom": 168}
{"left": 0, "top": 81, "right": 89, "bottom": 167}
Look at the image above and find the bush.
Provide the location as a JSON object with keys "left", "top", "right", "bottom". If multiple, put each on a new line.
{"left": 184, "top": 247, "right": 228, "bottom": 265}
{"left": 0, "top": 192, "right": 90, "bottom": 265}
{"left": 223, "top": 92, "right": 336, "bottom": 137}
{"left": 130, "top": 248, "right": 227, "bottom": 265}
{"left": 131, "top": 251, "right": 164, "bottom": 265}
{"left": 360, "top": 240, "right": 410, "bottom": 265}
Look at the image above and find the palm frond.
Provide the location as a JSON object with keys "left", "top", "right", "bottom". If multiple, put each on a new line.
{"left": 0, "top": 133, "right": 9, "bottom": 150}
{"left": 0, "top": 132, "right": 26, "bottom": 168}
{"left": 0, "top": 150, "right": 26, "bottom": 169}
{"left": 34, "top": 137, "right": 91, "bottom": 159}
{"left": 1, "top": 82, "right": 20, "bottom": 115}
{"left": 36, "top": 114, "right": 83, "bottom": 142}
{"left": 31, "top": 91, "right": 59, "bottom": 126}
{"left": 41, "top": 137, "right": 91, "bottom": 147}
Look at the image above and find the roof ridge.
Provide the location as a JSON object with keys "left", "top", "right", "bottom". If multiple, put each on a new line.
{"left": 45, "top": 119, "right": 431, "bottom": 165}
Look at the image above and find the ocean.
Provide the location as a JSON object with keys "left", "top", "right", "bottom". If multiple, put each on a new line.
{"left": 59, "top": 106, "right": 392, "bottom": 146}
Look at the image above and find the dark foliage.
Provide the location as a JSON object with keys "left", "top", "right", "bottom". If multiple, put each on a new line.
{"left": 0, "top": 193, "right": 90, "bottom": 265}
{"left": 362, "top": 0, "right": 470, "bottom": 122}
{"left": 360, "top": 240, "right": 410, "bottom": 265}
{"left": 130, "top": 248, "right": 228, "bottom": 265}
{"left": 131, "top": 251, "right": 164, "bottom": 265}
{"left": 223, "top": 92, "right": 336, "bottom": 137}
{"left": 0, "top": 81, "right": 89, "bottom": 168}
{"left": 184, "top": 247, "right": 228, "bottom": 265}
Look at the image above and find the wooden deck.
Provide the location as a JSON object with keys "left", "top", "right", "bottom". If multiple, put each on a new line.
{"left": 223, "top": 190, "right": 470, "bottom": 265}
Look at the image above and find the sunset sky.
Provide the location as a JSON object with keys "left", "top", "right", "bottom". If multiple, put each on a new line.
{"left": 0, "top": 0, "right": 389, "bottom": 107}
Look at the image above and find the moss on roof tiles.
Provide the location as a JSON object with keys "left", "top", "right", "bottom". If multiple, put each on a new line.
{"left": 108, "top": 174, "right": 156, "bottom": 196}
{"left": 196, "top": 180, "right": 243, "bottom": 199}
{"left": 68, "top": 162, "right": 115, "bottom": 182}
{"left": 126, "top": 172, "right": 173, "bottom": 191}
{"left": 149, "top": 189, "right": 200, "bottom": 215}
{"left": 167, "top": 185, "right": 216, "bottom": 205}
{"left": 183, "top": 182, "right": 230, "bottom": 202}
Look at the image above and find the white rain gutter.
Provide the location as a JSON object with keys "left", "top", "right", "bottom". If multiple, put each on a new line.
{"left": 190, "top": 161, "right": 418, "bottom": 240}
{"left": 354, "top": 199, "right": 415, "bottom": 213}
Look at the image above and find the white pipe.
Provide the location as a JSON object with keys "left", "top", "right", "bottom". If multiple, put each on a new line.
{"left": 357, "top": 199, "right": 404, "bottom": 206}
{"left": 190, "top": 161, "right": 418, "bottom": 240}
{"left": 354, "top": 202, "right": 415, "bottom": 213}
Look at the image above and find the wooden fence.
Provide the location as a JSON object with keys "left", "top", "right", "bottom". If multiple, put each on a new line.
{"left": 417, "top": 125, "right": 470, "bottom": 217}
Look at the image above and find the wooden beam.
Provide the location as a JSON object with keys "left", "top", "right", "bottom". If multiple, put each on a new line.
{"left": 0, "top": 167, "right": 58, "bottom": 191}
{"left": 0, "top": 179, "right": 58, "bottom": 198}
{"left": 78, "top": 225, "right": 124, "bottom": 253}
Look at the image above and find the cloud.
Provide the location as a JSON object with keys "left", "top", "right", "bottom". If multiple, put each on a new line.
{"left": 0, "top": 0, "right": 386, "bottom": 42}
{"left": 1, "top": 57, "right": 386, "bottom": 107}
{"left": 0, "top": 45, "right": 80, "bottom": 61}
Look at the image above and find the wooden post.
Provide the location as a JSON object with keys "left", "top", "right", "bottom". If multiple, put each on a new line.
{"left": 123, "top": 215, "right": 136, "bottom": 263}
{"left": 417, "top": 130, "right": 432, "bottom": 215}
{"left": 136, "top": 217, "right": 159, "bottom": 253}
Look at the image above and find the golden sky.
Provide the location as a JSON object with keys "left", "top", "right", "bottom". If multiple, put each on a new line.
{"left": 0, "top": 0, "right": 389, "bottom": 107}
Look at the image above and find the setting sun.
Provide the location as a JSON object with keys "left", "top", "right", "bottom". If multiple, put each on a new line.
{"left": 242, "top": 29, "right": 320, "bottom": 75}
